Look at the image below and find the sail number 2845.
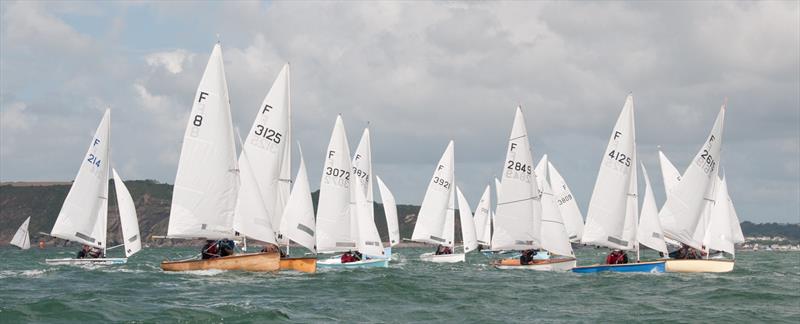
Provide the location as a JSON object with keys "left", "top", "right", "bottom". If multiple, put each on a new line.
{"left": 506, "top": 161, "right": 532, "bottom": 174}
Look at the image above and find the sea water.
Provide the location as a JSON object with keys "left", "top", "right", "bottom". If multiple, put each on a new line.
{"left": 1, "top": 247, "right": 798, "bottom": 323}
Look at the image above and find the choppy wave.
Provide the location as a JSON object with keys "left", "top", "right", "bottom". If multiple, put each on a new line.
{"left": 1, "top": 247, "right": 798, "bottom": 322}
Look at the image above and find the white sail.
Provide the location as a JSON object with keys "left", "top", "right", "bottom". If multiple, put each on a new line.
{"left": 726, "top": 177, "right": 744, "bottom": 244}
{"left": 538, "top": 156, "right": 574, "bottom": 257}
{"left": 492, "top": 107, "right": 541, "bottom": 250}
{"left": 276, "top": 64, "right": 293, "bottom": 241}
{"left": 278, "top": 146, "right": 316, "bottom": 253}
{"left": 534, "top": 155, "right": 547, "bottom": 190}
{"left": 233, "top": 151, "right": 276, "bottom": 244}
{"left": 11, "top": 217, "right": 31, "bottom": 250}
{"left": 472, "top": 185, "right": 492, "bottom": 246}
{"left": 316, "top": 116, "right": 355, "bottom": 252}
{"left": 354, "top": 177, "right": 385, "bottom": 256}
{"left": 456, "top": 187, "right": 478, "bottom": 253}
{"left": 658, "top": 149, "right": 682, "bottom": 193}
{"left": 376, "top": 176, "right": 400, "bottom": 246}
{"left": 411, "top": 141, "right": 455, "bottom": 245}
{"left": 582, "top": 94, "right": 636, "bottom": 250}
{"left": 352, "top": 128, "right": 374, "bottom": 227}
{"left": 443, "top": 187, "right": 456, "bottom": 248}
{"left": 622, "top": 145, "right": 639, "bottom": 251}
{"left": 660, "top": 105, "right": 726, "bottom": 249}
{"left": 548, "top": 161, "right": 584, "bottom": 242}
{"left": 637, "top": 164, "right": 668, "bottom": 255}
{"left": 168, "top": 44, "right": 238, "bottom": 239}
{"left": 112, "top": 169, "right": 142, "bottom": 257}
{"left": 51, "top": 109, "right": 111, "bottom": 248}
{"left": 234, "top": 64, "right": 290, "bottom": 240}
{"left": 703, "top": 176, "right": 736, "bottom": 256}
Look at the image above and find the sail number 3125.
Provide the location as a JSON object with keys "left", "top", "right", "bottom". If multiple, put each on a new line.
{"left": 254, "top": 125, "right": 282, "bottom": 144}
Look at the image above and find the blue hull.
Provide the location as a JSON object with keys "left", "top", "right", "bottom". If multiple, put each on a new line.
{"left": 571, "top": 261, "right": 665, "bottom": 274}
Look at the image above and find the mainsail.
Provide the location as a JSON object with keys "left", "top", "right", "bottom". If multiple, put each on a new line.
{"left": 234, "top": 64, "right": 290, "bottom": 241}
{"left": 11, "top": 217, "right": 31, "bottom": 250}
{"left": 548, "top": 161, "right": 584, "bottom": 242}
{"left": 472, "top": 185, "right": 492, "bottom": 246}
{"left": 582, "top": 94, "right": 637, "bottom": 250}
{"left": 492, "top": 107, "right": 541, "bottom": 250}
{"left": 411, "top": 141, "right": 455, "bottom": 245}
{"left": 167, "top": 44, "right": 238, "bottom": 240}
{"left": 660, "top": 105, "right": 726, "bottom": 249}
{"left": 51, "top": 109, "right": 111, "bottom": 248}
{"left": 316, "top": 116, "right": 355, "bottom": 252}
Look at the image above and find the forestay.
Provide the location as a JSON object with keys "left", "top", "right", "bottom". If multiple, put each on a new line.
{"left": 660, "top": 105, "right": 726, "bottom": 249}
{"left": 411, "top": 141, "right": 455, "bottom": 246}
{"left": 316, "top": 116, "right": 355, "bottom": 253}
{"left": 376, "top": 176, "right": 400, "bottom": 246}
{"left": 637, "top": 164, "right": 668, "bottom": 255}
{"left": 582, "top": 95, "right": 637, "bottom": 250}
{"left": 234, "top": 64, "right": 290, "bottom": 240}
{"left": 112, "top": 169, "right": 142, "bottom": 257}
{"left": 51, "top": 109, "right": 111, "bottom": 248}
{"left": 11, "top": 217, "right": 31, "bottom": 250}
{"left": 548, "top": 161, "right": 584, "bottom": 242}
{"left": 279, "top": 147, "right": 316, "bottom": 253}
{"left": 492, "top": 107, "right": 541, "bottom": 250}
{"left": 168, "top": 44, "right": 238, "bottom": 240}
{"left": 456, "top": 187, "right": 478, "bottom": 253}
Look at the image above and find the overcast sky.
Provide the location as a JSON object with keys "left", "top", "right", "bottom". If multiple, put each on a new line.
{"left": 1, "top": 1, "right": 798, "bottom": 223}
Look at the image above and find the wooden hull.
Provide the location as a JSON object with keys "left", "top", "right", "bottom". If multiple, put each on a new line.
{"left": 572, "top": 261, "right": 665, "bottom": 274}
{"left": 279, "top": 257, "right": 317, "bottom": 273}
{"left": 493, "top": 257, "right": 576, "bottom": 271}
{"left": 160, "top": 252, "right": 280, "bottom": 272}
{"left": 45, "top": 258, "right": 127, "bottom": 265}
{"left": 664, "top": 259, "right": 734, "bottom": 273}
{"left": 419, "top": 252, "right": 466, "bottom": 263}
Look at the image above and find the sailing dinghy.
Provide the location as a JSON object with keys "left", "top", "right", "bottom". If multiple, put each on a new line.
{"left": 659, "top": 104, "right": 736, "bottom": 273}
{"left": 46, "top": 110, "right": 142, "bottom": 265}
{"left": 160, "top": 44, "right": 279, "bottom": 272}
{"left": 11, "top": 217, "right": 31, "bottom": 250}
{"left": 572, "top": 94, "right": 666, "bottom": 273}
{"left": 316, "top": 122, "right": 391, "bottom": 268}
{"left": 490, "top": 107, "right": 576, "bottom": 271}
{"left": 410, "top": 141, "right": 472, "bottom": 263}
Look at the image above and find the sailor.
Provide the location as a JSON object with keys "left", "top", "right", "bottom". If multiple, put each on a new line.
{"left": 605, "top": 249, "right": 629, "bottom": 264}
{"left": 201, "top": 240, "right": 219, "bottom": 259}
{"left": 261, "top": 243, "right": 287, "bottom": 257}
{"left": 519, "top": 249, "right": 535, "bottom": 265}
{"left": 87, "top": 246, "right": 104, "bottom": 258}
{"left": 76, "top": 244, "right": 91, "bottom": 259}
{"left": 218, "top": 239, "right": 235, "bottom": 257}
{"left": 340, "top": 251, "right": 356, "bottom": 263}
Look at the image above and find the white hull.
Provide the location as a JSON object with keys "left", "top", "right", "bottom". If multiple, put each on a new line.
{"left": 664, "top": 259, "right": 735, "bottom": 273}
{"left": 46, "top": 258, "right": 127, "bottom": 265}
{"left": 419, "top": 252, "right": 465, "bottom": 263}
{"left": 317, "top": 257, "right": 389, "bottom": 268}
{"left": 494, "top": 258, "right": 576, "bottom": 271}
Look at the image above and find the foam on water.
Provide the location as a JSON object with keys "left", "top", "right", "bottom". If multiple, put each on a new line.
{"left": 1, "top": 247, "right": 798, "bottom": 322}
